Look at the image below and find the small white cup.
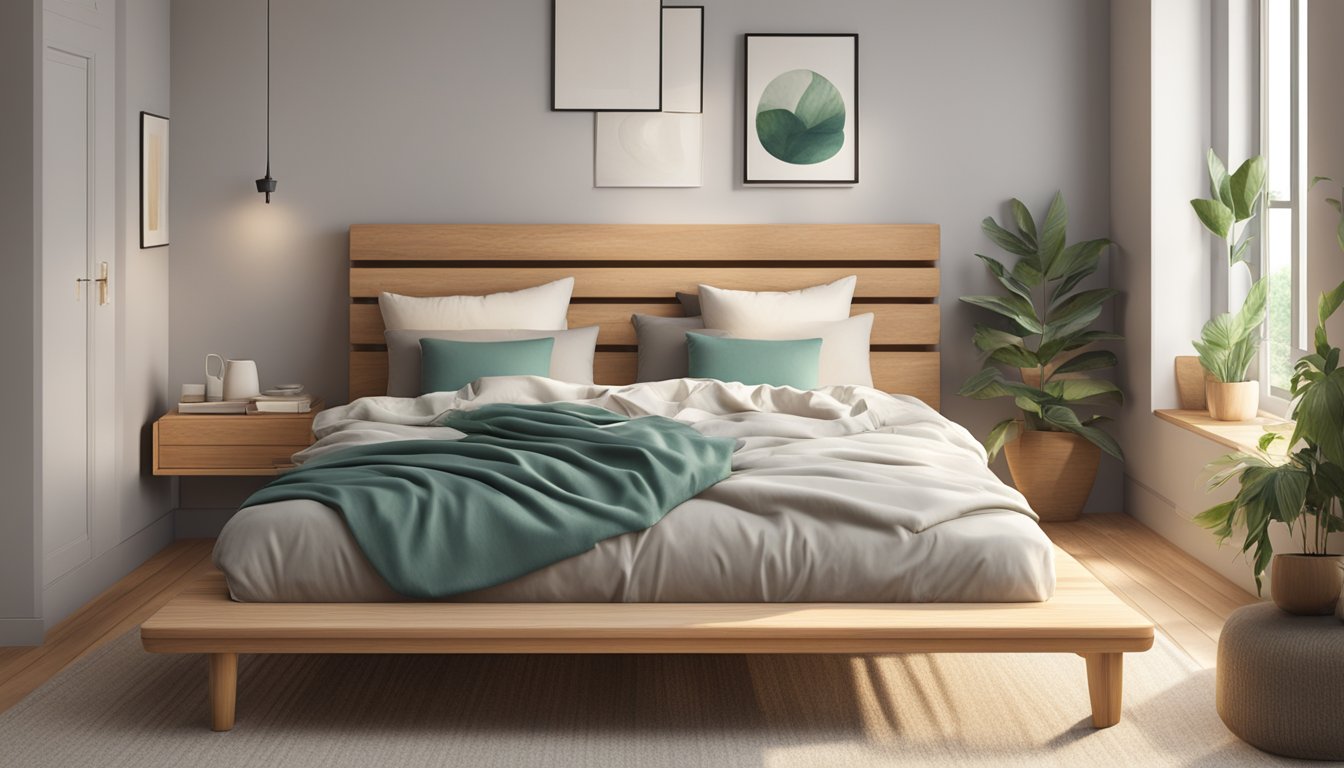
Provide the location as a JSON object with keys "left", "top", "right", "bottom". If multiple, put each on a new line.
{"left": 181, "top": 383, "right": 206, "bottom": 403}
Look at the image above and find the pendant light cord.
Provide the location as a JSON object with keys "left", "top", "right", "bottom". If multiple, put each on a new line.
{"left": 254, "top": 0, "right": 275, "bottom": 201}
{"left": 265, "top": 0, "right": 271, "bottom": 175}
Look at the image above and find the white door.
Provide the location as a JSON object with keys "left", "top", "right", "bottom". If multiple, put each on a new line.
{"left": 42, "top": 0, "right": 117, "bottom": 585}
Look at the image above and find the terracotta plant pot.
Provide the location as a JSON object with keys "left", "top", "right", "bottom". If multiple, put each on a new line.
{"left": 1174, "top": 356, "right": 1207, "bottom": 410}
{"left": 1270, "top": 554, "right": 1344, "bottom": 616}
{"left": 1205, "top": 380, "right": 1259, "bottom": 421}
{"left": 1003, "top": 428, "right": 1101, "bottom": 523}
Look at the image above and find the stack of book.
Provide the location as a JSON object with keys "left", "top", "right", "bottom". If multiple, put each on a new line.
{"left": 177, "top": 400, "right": 248, "bottom": 415}
{"left": 249, "top": 387, "right": 313, "bottom": 414}
{"left": 176, "top": 385, "right": 313, "bottom": 415}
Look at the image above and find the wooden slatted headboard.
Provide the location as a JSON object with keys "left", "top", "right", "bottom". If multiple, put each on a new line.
{"left": 348, "top": 224, "right": 941, "bottom": 407}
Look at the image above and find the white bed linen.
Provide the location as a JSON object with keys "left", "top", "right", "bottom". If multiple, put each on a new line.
{"left": 215, "top": 377, "right": 1056, "bottom": 603}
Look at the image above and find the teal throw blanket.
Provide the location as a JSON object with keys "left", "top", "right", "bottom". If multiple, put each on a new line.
{"left": 243, "top": 403, "right": 735, "bottom": 598}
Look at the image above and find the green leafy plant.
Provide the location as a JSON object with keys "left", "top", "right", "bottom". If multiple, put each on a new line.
{"left": 1195, "top": 281, "right": 1344, "bottom": 591}
{"left": 958, "top": 193, "right": 1124, "bottom": 462}
{"left": 1190, "top": 151, "right": 1269, "bottom": 383}
{"left": 1195, "top": 186, "right": 1344, "bottom": 591}
{"left": 1191, "top": 150, "right": 1267, "bottom": 267}
{"left": 1193, "top": 278, "right": 1268, "bottom": 383}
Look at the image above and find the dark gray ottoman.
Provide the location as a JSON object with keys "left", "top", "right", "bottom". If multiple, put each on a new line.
{"left": 1217, "top": 602, "right": 1344, "bottom": 760}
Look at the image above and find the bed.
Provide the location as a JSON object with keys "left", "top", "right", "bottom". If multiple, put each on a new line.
{"left": 140, "top": 224, "right": 1152, "bottom": 732}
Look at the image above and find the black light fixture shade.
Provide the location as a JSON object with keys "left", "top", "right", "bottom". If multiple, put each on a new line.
{"left": 257, "top": 0, "right": 276, "bottom": 203}
{"left": 255, "top": 172, "right": 276, "bottom": 203}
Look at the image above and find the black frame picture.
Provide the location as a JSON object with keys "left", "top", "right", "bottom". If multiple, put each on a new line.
{"left": 661, "top": 5, "right": 704, "bottom": 114}
{"left": 743, "top": 34, "right": 859, "bottom": 185}
{"left": 139, "top": 111, "right": 170, "bottom": 248}
{"left": 552, "top": 0, "right": 663, "bottom": 111}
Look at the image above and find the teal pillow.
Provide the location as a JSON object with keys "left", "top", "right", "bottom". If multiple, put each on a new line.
{"left": 419, "top": 337, "right": 555, "bottom": 394}
{"left": 685, "top": 333, "right": 822, "bottom": 389}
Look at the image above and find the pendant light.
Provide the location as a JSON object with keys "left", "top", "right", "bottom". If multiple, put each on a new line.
{"left": 254, "top": 0, "right": 277, "bottom": 202}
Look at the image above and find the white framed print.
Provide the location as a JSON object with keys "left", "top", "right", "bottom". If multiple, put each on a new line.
{"left": 140, "top": 111, "right": 169, "bottom": 248}
{"left": 661, "top": 6, "right": 703, "bottom": 114}
{"left": 552, "top": 0, "right": 662, "bottom": 111}
{"left": 744, "top": 34, "right": 858, "bottom": 185}
{"left": 594, "top": 112, "right": 702, "bottom": 187}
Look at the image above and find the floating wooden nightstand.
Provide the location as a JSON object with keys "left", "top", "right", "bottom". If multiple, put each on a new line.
{"left": 151, "top": 401, "right": 323, "bottom": 476}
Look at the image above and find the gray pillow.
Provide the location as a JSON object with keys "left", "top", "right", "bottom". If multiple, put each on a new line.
{"left": 631, "top": 315, "right": 728, "bottom": 382}
{"left": 675, "top": 292, "right": 701, "bottom": 317}
{"left": 384, "top": 327, "right": 599, "bottom": 397}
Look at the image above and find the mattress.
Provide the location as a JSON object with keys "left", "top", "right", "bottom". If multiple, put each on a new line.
{"left": 214, "top": 377, "right": 1056, "bottom": 603}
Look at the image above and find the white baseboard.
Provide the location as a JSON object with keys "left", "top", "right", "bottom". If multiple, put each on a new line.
{"left": 0, "top": 617, "right": 44, "bottom": 646}
{"left": 41, "top": 513, "right": 175, "bottom": 631}
{"left": 1125, "top": 475, "right": 1261, "bottom": 595}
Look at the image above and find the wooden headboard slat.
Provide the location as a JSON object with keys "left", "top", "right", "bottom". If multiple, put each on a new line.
{"left": 348, "top": 224, "right": 941, "bottom": 408}
{"left": 350, "top": 224, "right": 939, "bottom": 262}
{"left": 350, "top": 266, "right": 938, "bottom": 300}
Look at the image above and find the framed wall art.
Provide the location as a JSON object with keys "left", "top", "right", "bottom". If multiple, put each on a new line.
{"left": 552, "top": 0, "right": 662, "bottom": 111}
{"left": 743, "top": 34, "right": 858, "bottom": 185}
{"left": 660, "top": 6, "right": 703, "bottom": 114}
{"left": 593, "top": 6, "right": 704, "bottom": 188}
{"left": 140, "top": 111, "right": 170, "bottom": 248}
{"left": 594, "top": 112, "right": 703, "bottom": 187}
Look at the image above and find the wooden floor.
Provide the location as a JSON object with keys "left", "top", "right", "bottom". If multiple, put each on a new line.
{"left": 0, "top": 513, "right": 1256, "bottom": 715}
{"left": 1040, "top": 515, "right": 1257, "bottom": 668}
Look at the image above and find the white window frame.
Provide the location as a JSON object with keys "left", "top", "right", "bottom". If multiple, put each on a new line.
{"left": 1257, "top": 0, "right": 1310, "bottom": 415}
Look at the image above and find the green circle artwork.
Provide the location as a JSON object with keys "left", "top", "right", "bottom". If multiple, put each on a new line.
{"left": 755, "top": 69, "right": 846, "bottom": 165}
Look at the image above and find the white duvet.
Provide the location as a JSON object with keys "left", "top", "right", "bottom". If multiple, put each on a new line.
{"left": 214, "top": 377, "right": 1056, "bottom": 602}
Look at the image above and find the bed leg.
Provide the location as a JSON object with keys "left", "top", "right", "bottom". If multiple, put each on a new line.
{"left": 1084, "top": 652, "right": 1123, "bottom": 728}
{"left": 208, "top": 652, "right": 238, "bottom": 732}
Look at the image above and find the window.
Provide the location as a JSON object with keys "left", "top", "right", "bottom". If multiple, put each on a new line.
{"left": 1261, "top": 0, "right": 1308, "bottom": 402}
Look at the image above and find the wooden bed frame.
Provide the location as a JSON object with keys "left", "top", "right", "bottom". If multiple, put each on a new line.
{"left": 140, "top": 224, "right": 1153, "bottom": 732}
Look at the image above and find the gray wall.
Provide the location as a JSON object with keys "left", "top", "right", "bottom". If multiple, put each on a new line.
{"left": 170, "top": 0, "right": 1117, "bottom": 522}
{"left": 115, "top": 0, "right": 175, "bottom": 543}
{"left": 0, "top": 0, "right": 42, "bottom": 644}
{"left": 1309, "top": 1, "right": 1344, "bottom": 341}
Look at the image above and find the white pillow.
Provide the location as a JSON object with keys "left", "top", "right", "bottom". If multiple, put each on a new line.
{"left": 698, "top": 276, "right": 856, "bottom": 336}
{"left": 383, "top": 327, "right": 598, "bottom": 397}
{"left": 379, "top": 278, "right": 574, "bottom": 331}
{"left": 752, "top": 314, "right": 873, "bottom": 388}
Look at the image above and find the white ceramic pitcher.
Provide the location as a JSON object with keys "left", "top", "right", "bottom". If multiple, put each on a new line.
{"left": 206, "top": 354, "right": 261, "bottom": 401}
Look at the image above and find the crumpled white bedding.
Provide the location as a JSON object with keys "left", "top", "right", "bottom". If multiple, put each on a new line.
{"left": 214, "top": 377, "right": 1056, "bottom": 602}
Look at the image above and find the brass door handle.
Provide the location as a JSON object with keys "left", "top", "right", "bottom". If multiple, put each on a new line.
{"left": 75, "top": 262, "right": 110, "bottom": 305}
{"left": 95, "top": 261, "right": 109, "bottom": 305}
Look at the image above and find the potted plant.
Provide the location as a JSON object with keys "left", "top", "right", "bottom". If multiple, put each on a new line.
{"left": 1194, "top": 280, "right": 1268, "bottom": 420}
{"left": 1189, "top": 151, "right": 1269, "bottom": 420}
{"left": 959, "top": 193, "right": 1124, "bottom": 522}
{"left": 1197, "top": 181, "right": 1344, "bottom": 614}
{"left": 1196, "top": 282, "right": 1344, "bottom": 613}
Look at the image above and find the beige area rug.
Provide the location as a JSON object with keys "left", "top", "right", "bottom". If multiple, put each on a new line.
{"left": 0, "top": 630, "right": 1313, "bottom": 768}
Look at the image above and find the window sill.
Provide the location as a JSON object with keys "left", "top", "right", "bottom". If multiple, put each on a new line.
{"left": 1153, "top": 409, "right": 1294, "bottom": 456}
